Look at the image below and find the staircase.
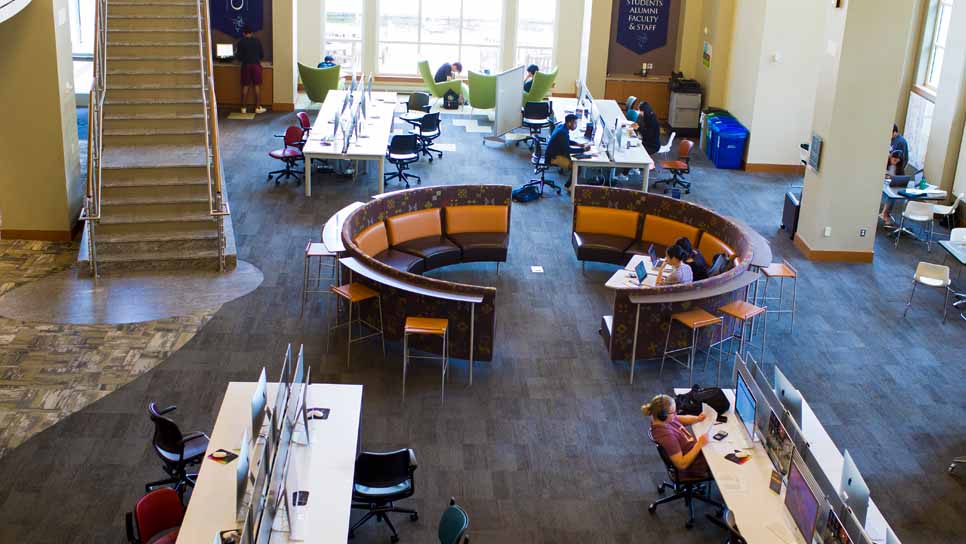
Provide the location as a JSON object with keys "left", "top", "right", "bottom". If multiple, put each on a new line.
{"left": 78, "top": 0, "right": 236, "bottom": 275}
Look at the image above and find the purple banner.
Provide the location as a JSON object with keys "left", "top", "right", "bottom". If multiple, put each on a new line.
{"left": 616, "top": 0, "right": 672, "bottom": 55}
{"left": 210, "top": 0, "right": 264, "bottom": 38}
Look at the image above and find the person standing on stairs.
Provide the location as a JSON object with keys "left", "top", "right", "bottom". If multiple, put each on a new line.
{"left": 236, "top": 26, "right": 266, "bottom": 114}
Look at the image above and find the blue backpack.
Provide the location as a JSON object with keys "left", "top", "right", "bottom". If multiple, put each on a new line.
{"left": 511, "top": 185, "right": 541, "bottom": 203}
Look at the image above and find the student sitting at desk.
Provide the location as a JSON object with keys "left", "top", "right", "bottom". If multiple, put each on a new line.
{"left": 675, "top": 237, "right": 709, "bottom": 281}
{"left": 523, "top": 64, "right": 539, "bottom": 92}
{"left": 636, "top": 101, "right": 662, "bottom": 155}
{"left": 434, "top": 61, "right": 463, "bottom": 83}
{"left": 318, "top": 55, "right": 337, "bottom": 68}
{"left": 642, "top": 394, "right": 711, "bottom": 478}
{"left": 655, "top": 245, "right": 694, "bottom": 285}
{"left": 880, "top": 150, "right": 906, "bottom": 224}
{"left": 547, "top": 114, "right": 591, "bottom": 187}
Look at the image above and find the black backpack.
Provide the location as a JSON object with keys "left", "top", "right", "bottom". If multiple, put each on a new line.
{"left": 511, "top": 185, "right": 541, "bottom": 203}
{"left": 442, "top": 89, "right": 460, "bottom": 110}
{"left": 674, "top": 385, "right": 730, "bottom": 416}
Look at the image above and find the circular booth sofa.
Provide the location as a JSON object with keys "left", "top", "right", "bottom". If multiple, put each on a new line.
{"left": 340, "top": 185, "right": 512, "bottom": 363}
{"left": 570, "top": 185, "right": 770, "bottom": 363}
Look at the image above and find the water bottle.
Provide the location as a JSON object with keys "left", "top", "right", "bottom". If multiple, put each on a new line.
{"left": 919, "top": 176, "right": 928, "bottom": 190}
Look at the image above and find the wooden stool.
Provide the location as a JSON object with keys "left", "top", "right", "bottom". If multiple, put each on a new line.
{"left": 716, "top": 300, "right": 767, "bottom": 368}
{"left": 402, "top": 317, "right": 450, "bottom": 402}
{"left": 659, "top": 309, "right": 724, "bottom": 387}
{"left": 300, "top": 241, "right": 337, "bottom": 318}
{"left": 758, "top": 260, "right": 798, "bottom": 333}
{"left": 327, "top": 282, "right": 385, "bottom": 366}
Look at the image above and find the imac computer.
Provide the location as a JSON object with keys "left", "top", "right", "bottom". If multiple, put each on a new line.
{"left": 271, "top": 346, "right": 292, "bottom": 442}
{"left": 774, "top": 366, "right": 804, "bottom": 426}
{"left": 840, "top": 450, "right": 870, "bottom": 528}
{"left": 215, "top": 43, "right": 234, "bottom": 61}
{"left": 251, "top": 368, "right": 268, "bottom": 444}
{"left": 236, "top": 428, "right": 251, "bottom": 521}
{"left": 764, "top": 408, "right": 795, "bottom": 477}
{"left": 785, "top": 456, "right": 821, "bottom": 543}
{"left": 734, "top": 371, "right": 758, "bottom": 446}
{"left": 822, "top": 508, "right": 854, "bottom": 544}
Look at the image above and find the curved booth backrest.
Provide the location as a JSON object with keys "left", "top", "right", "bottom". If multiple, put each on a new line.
{"left": 386, "top": 209, "right": 443, "bottom": 246}
{"left": 355, "top": 222, "right": 390, "bottom": 256}
{"left": 445, "top": 205, "right": 508, "bottom": 234}
{"left": 575, "top": 206, "right": 639, "bottom": 238}
{"left": 642, "top": 215, "right": 700, "bottom": 249}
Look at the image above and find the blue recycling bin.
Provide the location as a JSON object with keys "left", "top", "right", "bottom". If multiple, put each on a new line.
{"left": 713, "top": 126, "right": 749, "bottom": 169}
{"left": 708, "top": 119, "right": 743, "bottom": 163}
{"left": 705, "top": 116, "right": 739, "bottom": 158}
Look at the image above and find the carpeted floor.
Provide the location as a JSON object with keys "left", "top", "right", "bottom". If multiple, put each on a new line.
{"left": 0, "top": 108, "right": 962, "bottom": 543}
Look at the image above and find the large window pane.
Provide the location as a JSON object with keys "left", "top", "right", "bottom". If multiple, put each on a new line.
{"left": 69, "top": 0, "right": 96, "bottom": 57}
{"left": 325, "top": 0, "right": 363, "bottom": 72}
{"left": 518, "top": 0, "right": 556, "bottom": 48}
{"left": 936, "top": 2, "right": 952, "bottom": 47}
{"left": 460, "top": 46, "right": 499, "bottom": 74}
{"left": 462, "top": 2, "right": 501, "bottom": 46}
{"left": 379, "top": 43, "right": 420, "bottom": 75}
{"left": 516, "top": 48, "right": 553, "bottom": 70}
{"left": 419, "top": 44, "right": 457, "bottom": 75}
{"left": 421, "top": 0, "right": 461, "bottom": 44}
{"left": 380, "top": 0, "right": 419, "bottom": 42}
{"left": 927, "top": 46, "right": 944, "bottom": 88}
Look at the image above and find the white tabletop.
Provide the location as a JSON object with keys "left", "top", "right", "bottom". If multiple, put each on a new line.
{"left": 551, "top": 97, "right": 653, "bottom": 169}
{"left": 303, "top": 91, "right": 398, "bottom": 161}
{"left": 605, "top": 254, "right": 668, "bottom": 289}
{"left": 322, "top": 202, "right": 364, "bottom": 253}
{"left": 178, "top": 382, "right": 363, "bottom": 544}
{"left": 881, "top": 180, "right": 947, "bottom": 200}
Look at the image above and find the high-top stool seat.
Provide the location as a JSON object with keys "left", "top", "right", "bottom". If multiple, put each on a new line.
{"left": 758, "top": 259, "right": 798, "bottom": 333}
{"left": 659, "top": 309, "right": 725, "bottom": 387}
{"left": 716, "top": 300, "right": 767, "bottom": 368}
{"left": 300, "top": 241, "right": 337, "bottom": 318}
{"left": 402, "top": 317, "right": 450, "bottom": 402}
{"left": 328, "top": 282, "right": 386, "bottom": 366}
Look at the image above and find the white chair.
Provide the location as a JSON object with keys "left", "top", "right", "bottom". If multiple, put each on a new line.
{"left": 951, "top": 228, "right": 966, "bottom": 243}
{"left": 903, "top": 262, "right": 953, "bottom": 323}
{"left": 933, "top": 192, "right": 963, "bottom": 230}
{"left": 657, "top": 131, "right": 677, "bottom": 161}
{"left": 895, "top": 200, "right": 936, "bottom": 251}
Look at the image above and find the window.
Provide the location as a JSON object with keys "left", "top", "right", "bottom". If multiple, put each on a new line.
{"left": 923, "top": 0, "right": 953, "bottom": 90}
{"left": 516, "top": 0, "right": 556, "bottom": 70}
{"left": 325, "top": 0, "right": 364, "bottom": 74}
{"left": 69, "top": 0, "right": 96, "bottom": 58}
{"left": 378, "top": 0, "right": 502, "bottom": 76}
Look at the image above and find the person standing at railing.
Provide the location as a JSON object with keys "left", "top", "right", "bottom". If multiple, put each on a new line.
{"left": 236, "top": 26, "right": 266, "bottom": 114}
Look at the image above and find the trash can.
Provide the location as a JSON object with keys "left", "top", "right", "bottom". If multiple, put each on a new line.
{"left": 701, "top": 109, "right": 731, "bottom": 156}
{"left": 708, "top": 118, "right": 742, "bottom": 163}
{"left": 713, "top": 126, "right": 750, "bottom": 169}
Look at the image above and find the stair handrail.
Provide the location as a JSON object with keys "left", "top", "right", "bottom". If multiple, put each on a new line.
{"left": 197, "top": 0, "right": 229, "bottom": 271}
{"left": 79, "top": 0, "right": 108, "bottom": 276}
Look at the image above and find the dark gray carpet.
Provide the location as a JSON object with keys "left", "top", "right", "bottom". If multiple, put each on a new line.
{"left": 0, "top": 110, "right": 963, "bottom": 544}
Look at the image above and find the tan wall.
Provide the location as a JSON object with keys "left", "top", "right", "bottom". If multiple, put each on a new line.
{"left": 0, "top": 0, "right": 79, "bottom": 237}
{"left": 272, "top": 0, "right": 298, "bottom": 108}
{"left": 676, "top": 0, "right": 704, "bottom": 75}
{"left": 692, "top": 0, "right": 735, "bottom": 108}
{"left": 722, "top": 0, "right": 764, "bottom": 127}
{"left": 895, "top": 0, "right": 930, "bottom": 130}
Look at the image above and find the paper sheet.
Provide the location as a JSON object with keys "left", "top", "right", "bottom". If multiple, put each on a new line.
{"left": 691, "top": 403, "right": 718, "bottom": 439}
{"left": 765, "top": 521, "right": 796, "bottom": 544}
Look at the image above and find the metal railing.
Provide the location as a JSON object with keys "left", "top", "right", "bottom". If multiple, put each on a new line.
{"left": 79, "top": 0, "right": 231, "bottom": 275}
{"left": 78, "top": 0, "right": 107, "bottom": 278}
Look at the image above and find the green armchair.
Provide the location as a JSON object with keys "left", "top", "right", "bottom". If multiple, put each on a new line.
{"left": 523, "top": 66, "right": 558, "bottom": 103}
{"left": 417, "top": 60, "right": 463, "bottom": 100}
{"left": 461, "top": 71, "right": 497, "bottom": 113}
{"left": 298, "top": 62, "right": 341, "bottom": 103}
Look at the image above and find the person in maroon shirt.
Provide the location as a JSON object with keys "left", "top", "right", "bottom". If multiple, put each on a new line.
{"left": 641, "top": 394, "right": 712, "bottom": 479}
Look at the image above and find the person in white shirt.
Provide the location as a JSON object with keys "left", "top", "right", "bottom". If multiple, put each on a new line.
{"left": 656, "top": 245, "right": 693, "bottom": 285}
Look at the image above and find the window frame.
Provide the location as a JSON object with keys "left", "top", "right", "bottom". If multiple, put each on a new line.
{"left": 376, "top": 0, "right": 503, "bottom": 76}
{"left": 921, "top": 0, "right": 953, "bottom": 91}
{"left": 323, "top": 0, "right": 365, "bottom": 74}
{"left": 513, "top": 0, "right": 558, "bottom": 71}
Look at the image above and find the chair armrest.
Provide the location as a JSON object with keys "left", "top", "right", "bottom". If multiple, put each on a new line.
{"left": 180, "top": 431, "right": 208, "bottom": 446}
{"left": 420, "top": 105, "right": 431, "bottom": 113}
{"left": 156, "top": 405, "right": 177, "bottom": 415}
{"left": 125, "top": 511, "right": 139, "bottom": 543}
{"left": 408, "top": 448, "right": 418, "bottom": 470}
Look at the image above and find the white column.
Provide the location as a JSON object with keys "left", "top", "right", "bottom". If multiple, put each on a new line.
{"left": 501, "top": 0, "right": 518, "bottom": 72}
{"left": 273, "top": 0, "right": 299, "bottom": 109}
{"left": 363, "top": 0, "right": 379, "bottom": 75}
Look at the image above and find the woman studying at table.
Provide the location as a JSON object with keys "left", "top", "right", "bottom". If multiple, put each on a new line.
{"left": 655, "top": 245, "right": 694, "bottom": 285}
{"left": 642, "top": 394, "right": 711, "bottom": 476}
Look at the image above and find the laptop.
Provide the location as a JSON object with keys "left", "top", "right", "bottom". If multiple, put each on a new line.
{"left": 888, "top": 175, "right": 912, "bottom": 187}
{"left": 633, "top": 261, "right": 647, "bottom": 286}
{"left": 647, "top": 244, "right": 661, "bottom": 270}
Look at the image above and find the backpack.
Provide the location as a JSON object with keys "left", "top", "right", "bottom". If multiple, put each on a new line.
{"left": 442, "top": 89, "right": 460, "bottom": 110}
{"left": 511, "top": 185, "right": 541, "bottom": 203}
{"left": 674, "top": 385, "right": 730, "bottom": 416}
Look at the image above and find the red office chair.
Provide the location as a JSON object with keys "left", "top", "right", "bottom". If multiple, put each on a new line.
{"left": 125, "top": 487, "right": 185, "bottom": 544}
{"left": 268, "top": 125, "right": 305, "bottom": 185}
{"left": 653, "top": 139, "right": 695, "bottom": 194}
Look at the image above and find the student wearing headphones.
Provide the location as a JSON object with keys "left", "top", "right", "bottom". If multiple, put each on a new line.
{"left": 642, "top": 394, "right": 711, "bottom": 475}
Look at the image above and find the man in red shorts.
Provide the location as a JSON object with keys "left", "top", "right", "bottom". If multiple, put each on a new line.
{"left": 235, "top": 26, "right": 266, "bottom": 114}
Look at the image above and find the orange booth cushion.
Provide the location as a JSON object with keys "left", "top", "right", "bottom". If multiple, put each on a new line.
{"left": 386, "top": 209, "right": 443, "bottom": 246}
{"left": 445, "top": 205, "right": 509, "bottom": 234}
{"left": 574, "top": 206, "right": 640, "bottom": 239}
{"left": 698, "top": 232, "right": 735, "bottom": 259}
{"left": 641, "top": 215, "right": 699, "bottom": 249}
{"left": 354, "top": 221, "right": 389, "bottom": 256}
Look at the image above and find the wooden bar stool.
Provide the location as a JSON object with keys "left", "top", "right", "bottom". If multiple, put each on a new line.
{"left": 716, "top": 300, "right": 767, "bottom": 367}
{"left": 327, "top": 282, "right": 386, "bottom": 366}
{"left": 300, "top": 241, "right": 337, "bottom": 318}
{"left": 758, "top": 259, "right": 798, "bottom": 333}
{"left": 659, "top": 309, "right": 724, "bottom": 387}
{"left": 402, "top": 317, "right": 450, "bottom": 402}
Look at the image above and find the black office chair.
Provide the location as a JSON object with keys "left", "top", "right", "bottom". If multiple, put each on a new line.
{"left": 652, "top": 139, "right": 695, "bottom": 194}
{"left": 411, "top": 112, "right": 443, "bottom": 162}
{"left": 518, "top": 139, "right": 562, "bottom": 196}
{"left": 707, "top": 511, "right": 746, "bottom": 544}
{"left": 406, "top": 92, "right": 431, "bottom": 114}
{"left": 145, "top": 403, "right": 209, "bottom": 501}
{"left": 385, "top": 134, "right": 421, "bottom": 188}
{"left": 349, "top": 448, "right": 419, "bottom": 543}
{"left": 647, "top": 430, "right": 724, "bottom": 529}
{"left": 516, "top": 101, "right": 554, "bottom": 150}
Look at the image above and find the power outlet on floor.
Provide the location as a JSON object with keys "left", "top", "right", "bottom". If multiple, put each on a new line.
{"left": 823, "top": 226, "right": 832, "bottom": 237}
{"left": 859, "top": 228, "right": 867, "bottom": 237}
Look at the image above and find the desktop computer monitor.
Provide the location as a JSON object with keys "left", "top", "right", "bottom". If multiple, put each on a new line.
{"left": 764, "top": 408, "right": 795, "bottom": 477}
{"left": 774, "top": 366, "right": 803, "bottom": 426}
{"left": 272, "top": 346, "right": 292, "bottom": 442}
{"left": 822, "top": 508, "right": 854, "bottom": 544}
{"left": 735, "top": 371, "right": 757, "bottom": 443}
{"left": 885, "top": 527, "right": 901, "bottom": 544}
{"left": 236, "top": 428, "right": 251, "bottom": 521}
{"left": 216, "top": 43, "right": 234, "bottom": 61}
{"left": 287, "top": 346, "right": 305, "bottom": 426}
{"left": 842, "top": 506, "right": 875, "bottom": 544}
{"left": 840, "top": 450, "right": 870, "bottom": 528}
{"left": 251, "top": 368, "right": 268, "bottom": 444}
{"left": 785, "top": 456, "right": 821, "bottom": 543}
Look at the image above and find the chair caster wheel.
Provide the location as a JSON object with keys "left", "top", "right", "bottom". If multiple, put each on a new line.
{"left": 657, "top": 485, "right": 665, "bottom": 495}
{"left": 685, "top": 520, "right": 694, "bottom": 530}
{"left": 648, "top": 503, "right": 657, "bottom": 514}
{"left": 410, "top": 512, "right": 419, "bottom": 521}
{"left": 437, "top": 153, "right": 443, "bottom": 158}
{"left": 428, "top": 158, "right": 434, "bottom": 163}
{"left": 685, "top": 190, "right": 690, "bottom": 194}
{"left": 391, "top": 536, "right": 400, "bottom": 543}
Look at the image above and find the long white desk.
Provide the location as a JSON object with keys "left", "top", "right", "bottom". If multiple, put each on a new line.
{"left": 303, "top": 91, "right": 398, "bottom": 197}
{"left": 674, "top": 388, "right": 892, "bottom": 543}
{"left": 551, "top": 98, "right": 654, "bottom": 196}
{"left": 178, "top": 382, "right": 363, "bottom": 544}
